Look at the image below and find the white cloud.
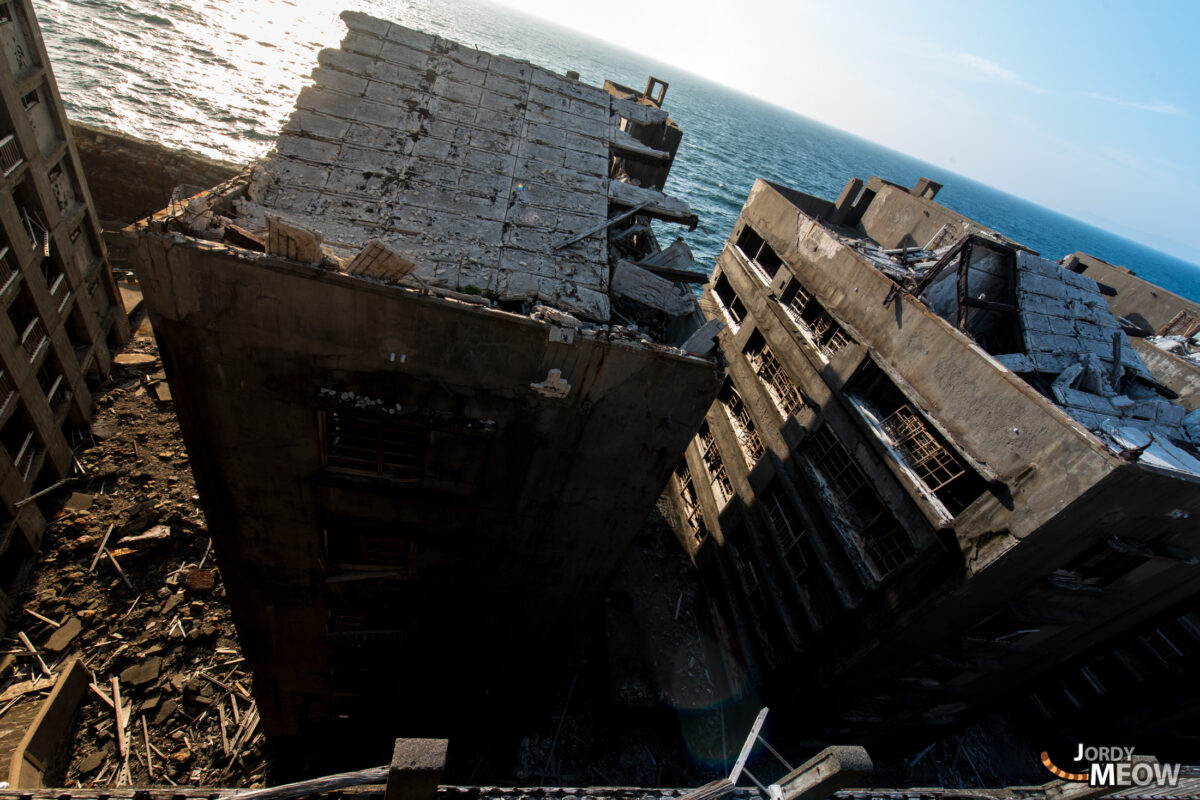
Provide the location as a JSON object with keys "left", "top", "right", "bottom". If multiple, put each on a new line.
{"left": 952, "top": 52, "right": 1047, "bottom": 93}
{"left": 1089, "top": 92, "right": 1184, "bottom": 116}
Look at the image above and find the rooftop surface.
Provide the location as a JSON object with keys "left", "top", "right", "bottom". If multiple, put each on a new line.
{"left": 215, "top": 11, "right": 695, "bottom": 324}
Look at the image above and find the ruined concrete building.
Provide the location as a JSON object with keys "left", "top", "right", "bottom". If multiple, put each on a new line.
{"left": 128, "top": 12, "right": 721, "bottom": 738}
{"left": 666, "top": 174, "right": 1200, "bottom": 750}
{"left": 0, "top": 0, "right": 128, "bottom": 629}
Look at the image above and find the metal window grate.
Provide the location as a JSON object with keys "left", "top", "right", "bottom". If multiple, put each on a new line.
{"left": 723, "top": 387, "right": 764, "bottom": 462}
{"left": 809, "top": 426, "right": 912, "bottom": 576}
{"left": 322, "top": 409, "right": 429, "bottom": 484}
{"left": 698, "top": 423, "right": 733, "bottom": 502}
{"left": 786, "top": 282, "right": 854, "bottom": 356}
{"left": 882, "top": 404, "right": 967, "bottom": 491}
{"left": 675, "top": 463, "right": 708, "bottom": 542}
{"left": 748, "top": 342, "right": 803, "bottom": 417}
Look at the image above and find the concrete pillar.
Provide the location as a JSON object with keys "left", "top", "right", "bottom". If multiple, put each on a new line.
{"left": 830, "top": 178, "right": 863, "bottom": 226}
{"left": 912, "top": 177, "right": 942, "bottom": 200}
{"left": 775, "top": 745, "right": 872, "bottom": 800}
{"left": 384, "top": 738, "right": 448, "bottom": 800}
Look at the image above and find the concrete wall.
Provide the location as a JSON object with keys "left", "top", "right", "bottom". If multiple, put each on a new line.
{"left": 130, "top": 220, "right": 721, "bottom": 738}
{"left": 69, "top": 122, "right": 239, "bottom": 226}
{"left": 1065, "top": 251, "right": 1200, "bottom": 333}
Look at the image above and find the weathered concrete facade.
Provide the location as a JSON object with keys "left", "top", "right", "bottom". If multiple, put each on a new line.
{"left": 129, "top": 13, "right": 720, "bottom": 738}
{"left": 0, "top": 0, "right": 128, "bottom": 630}
{"left": 667, "top": 176, "right": 1200, "bottom": 750}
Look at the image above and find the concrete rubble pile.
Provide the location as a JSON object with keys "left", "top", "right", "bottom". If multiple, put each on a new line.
{"left": 1, "top": 335, "right": 265, "bottom": 788}
{"left": 1147, "top": 333, "right": 1200, "bottom": 367}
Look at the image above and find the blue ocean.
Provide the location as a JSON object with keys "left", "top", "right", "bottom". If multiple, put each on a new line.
{"left": 37, "top": 0, "right": 1200, "bottom": 302}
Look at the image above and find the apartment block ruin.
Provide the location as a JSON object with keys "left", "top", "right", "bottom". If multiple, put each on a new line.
{"left": 128, "top": 12, "right": 722, "bottom": 739}
{"left": 667, "top": 174, "right": 1200, "bottom": 751}
{"left": 0, "top": 0, "right": 128, "bottom": 628}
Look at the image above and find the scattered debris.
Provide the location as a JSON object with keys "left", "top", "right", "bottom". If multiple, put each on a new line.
{"left": 0, "top": 333, "right": 266, "bottom": 787}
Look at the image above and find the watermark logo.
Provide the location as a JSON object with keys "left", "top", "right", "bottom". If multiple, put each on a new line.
{"left": 1040, "top": 746, "right": 1182, "bottom": 788}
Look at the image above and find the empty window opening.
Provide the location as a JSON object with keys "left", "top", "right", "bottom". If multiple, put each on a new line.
{"left": 848, "top": 360, "right": 988, "bottom": 515}
{"left": 697, "top": 421, "right": 733, "bottom": 503}
{"left": 712, "top": 273, "right": 747, "bottom": 325}
{"left": 808, "top": 425, "right": 912, "bottom": 576}
{"left": 762, "top": 483, "right": 838, "bottom": 627}
{"left": 0, "top": 246, "right": 14, "bottom": 290}
{"left": 782, "top": 280, "right": 853, "bottom": 357}
{"left": 0, "top": 404, "right": 40, "bottom": 483}
{"left": 0, "top": 4, "right": 12, "bottom": 24}
{"left": 733, "top": 224, "right": 782, "bottom": 282}
{"left": 744, "top": 331, "right": 804, "bottom": 418}
{"left": 323, "top": 524, "right": 416, "bottom": 572}
{"left": 675, "top": 462, "right": 707, "bottom": 543}
{"left": 20, "top": 90, "right": 37, "bottom": 110}
{"left": 1140, "top": 627, "right": 1187, "bottom": 666}
{"left": 320, "top": 408, "right": 430, "bottom": 485}
{"left": 735, "top": 225, "right": 763, "bottom": 260}
{"left": 7, "top": 284, "right": 45, "bottom": 362}
{"left": 961, "top": 607, "right": 1040, "bottom": 647}
{"left": 719, "top": 382, "right": 764, "bottom": 463}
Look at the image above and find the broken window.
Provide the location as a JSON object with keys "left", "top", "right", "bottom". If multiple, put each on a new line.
{"left": 0, "top": 4, "right": 11, "bottom": 24}
{"left": 697, "top": 421, "right": 733, "bottom": 503}
{"left": 19, "top": 89, "right": 37, "bottom": 110}
{"left": 1063, "top": 537, "right": 1149, "bottom": 587}
{"left": 762, "top": 483, "right": 838, "bottom": 627}
{"left": 719, "top": 382, "right": 764, "bottom": 464}
{"left": 675, "top": 462, "right": 707, "bottom": 543}
{"left": 782, "top": 279, "right": 853, "bottom": 358}
{"left": 808, "top": 425, "right": 912, "bottom": 576}
{"left": 744, "top": 331, "right": 804, "bottom": 418}
{"left": 319, "top": 409, "right": 429, "bottom": 485}
{"left": 733, "top": 224, "right": 782, "bottom": 282}
{"left": 848, "top": 360, "right": 988, "bottom": 515}
{"left": 712, "top": 273, "right": 747, "bottom": 326}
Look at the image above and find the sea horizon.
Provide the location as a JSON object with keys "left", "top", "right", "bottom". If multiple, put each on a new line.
{"left": 35, "top": 0, "right": 1200, "bottom": 303}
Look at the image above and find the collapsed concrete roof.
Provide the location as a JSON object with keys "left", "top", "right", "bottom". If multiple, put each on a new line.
{"left": 199, "top": 11, "right": 699, "bottom": 326}
{"left": 853, "top": 230, "right": 1200, "bottom": 476}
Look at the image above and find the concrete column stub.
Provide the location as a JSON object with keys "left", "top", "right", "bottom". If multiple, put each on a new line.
{"left": 384, "top": 738, "right": 448, "bottom": 800}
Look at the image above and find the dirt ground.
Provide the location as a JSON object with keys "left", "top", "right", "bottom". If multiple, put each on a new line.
{"left": 2, "top": 311, "right": 266, "bottom": 788}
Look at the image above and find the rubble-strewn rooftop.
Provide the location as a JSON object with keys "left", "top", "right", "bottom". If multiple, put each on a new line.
{"left": 182, "top": 11, "right": 700, "bottom": 326}
{"left": 852, "top": 231, "right": 1200, "bottom": 475}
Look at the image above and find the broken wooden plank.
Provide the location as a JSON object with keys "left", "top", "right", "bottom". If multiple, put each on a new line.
{"left": 18, "top": 630, "right": 53, "bottom": 677}
{"left": 106, "top": 549, "right": 134, "bottom": 589}
{"left": 89, "top": 523, "right": 116, "bottom": 572}
{"left": 729, "top": 707, "right": 769, "bottom": 784}
{"left": 225, "top": 765, "right": 390, "bottom": 800}
{"left": 24, "top": 608, "right": 62, "bottom": 628}
{"left": 111, "top": 676, "right": 127, "bottom": 756}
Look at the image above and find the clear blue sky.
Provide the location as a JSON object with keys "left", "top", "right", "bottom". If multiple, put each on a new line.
{"left": 493, "top": 0, "right": 1200, "bottom": 265}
